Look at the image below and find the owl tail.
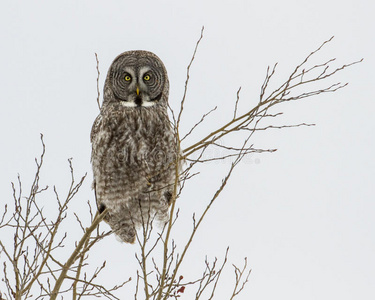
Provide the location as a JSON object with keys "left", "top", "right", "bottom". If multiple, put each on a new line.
{"left": 105, "top": 212, "right": 137, "bottom": 244}
{"left": 115, "top": 226, "right": 136, "bottom": 244}
{"left": 104, "top": 197, "right": 170, "bottom": 244}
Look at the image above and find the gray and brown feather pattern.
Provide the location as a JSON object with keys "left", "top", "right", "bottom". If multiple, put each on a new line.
{"left": 91, "top": 51, "right": 178, "bottom": 243}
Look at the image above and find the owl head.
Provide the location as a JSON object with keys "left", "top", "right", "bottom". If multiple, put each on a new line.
{"left": 103, "top": 50, "right": 169, "bottom": 108}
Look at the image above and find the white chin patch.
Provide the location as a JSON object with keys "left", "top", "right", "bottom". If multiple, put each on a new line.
{"left": 120, "top": 101, "right": 156, "bottom": 107}
{"left": 120, "top": 101, "right": 136, "bottom": 107}
{"left": 142, "top": 101, "right": 156, "bottom": 107}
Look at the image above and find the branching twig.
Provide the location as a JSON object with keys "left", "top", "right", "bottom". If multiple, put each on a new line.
{"left": 50, "top": 210, "right": 108, "bottom": 300}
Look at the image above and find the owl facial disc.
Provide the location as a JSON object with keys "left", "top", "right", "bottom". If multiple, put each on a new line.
{"left": 111, "top": 63, "right": 164, "bottom": 108}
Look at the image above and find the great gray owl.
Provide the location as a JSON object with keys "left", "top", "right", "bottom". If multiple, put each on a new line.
{"left": 90, "top": 50, "right": 178, "bottom": 244}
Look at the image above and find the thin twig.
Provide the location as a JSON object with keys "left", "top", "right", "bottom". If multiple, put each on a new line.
{"left": 95, "top": 53, "right": 101, "bottom": 110}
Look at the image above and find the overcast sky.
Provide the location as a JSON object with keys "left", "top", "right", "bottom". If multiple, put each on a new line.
{"left": 0, "top": 1, "right": 374, "bottom": 299}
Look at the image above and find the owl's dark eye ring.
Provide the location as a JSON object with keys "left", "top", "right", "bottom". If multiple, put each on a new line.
{"left": 124, "top": 74, "right": 132, "bottom": 82}
{"left": 143, "top": 74, "right": 151, "bottom": 81}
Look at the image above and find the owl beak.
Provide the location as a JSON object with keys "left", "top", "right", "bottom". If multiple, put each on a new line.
{"left": 136, "top": 86, "right": 140, "bottom": 96}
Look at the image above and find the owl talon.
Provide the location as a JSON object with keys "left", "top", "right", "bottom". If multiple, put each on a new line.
{"left": 164, "top": 191, "right": 172, "bottom": 205}
{"left": 98, "top": 203, "right": 107, "bottom": 214}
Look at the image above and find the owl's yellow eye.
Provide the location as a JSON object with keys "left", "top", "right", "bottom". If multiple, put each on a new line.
{"left": 143, "top": 74, "right": 151, "bottom": 81}
{"left": 124, "top": 75, "right": 132, "bottom": 81}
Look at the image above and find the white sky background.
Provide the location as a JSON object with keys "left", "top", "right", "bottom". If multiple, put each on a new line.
{"left": 0, "top": 0, "right": 374, "bottom": 299}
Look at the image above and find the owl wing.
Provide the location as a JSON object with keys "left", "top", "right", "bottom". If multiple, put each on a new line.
{"left": 90, "top": 114, "right": 103, "bottom": 144}
{"left": 90, "top": 113, "right": 103, "bottom": 210}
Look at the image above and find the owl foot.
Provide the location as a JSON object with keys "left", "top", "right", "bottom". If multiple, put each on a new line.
{"left": 98, "top": 203, "right": 107, "bottom": 214}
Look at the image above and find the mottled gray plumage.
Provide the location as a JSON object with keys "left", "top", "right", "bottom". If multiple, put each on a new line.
{"left": 91, "top": 50, "right": 178, "bottom": 243}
